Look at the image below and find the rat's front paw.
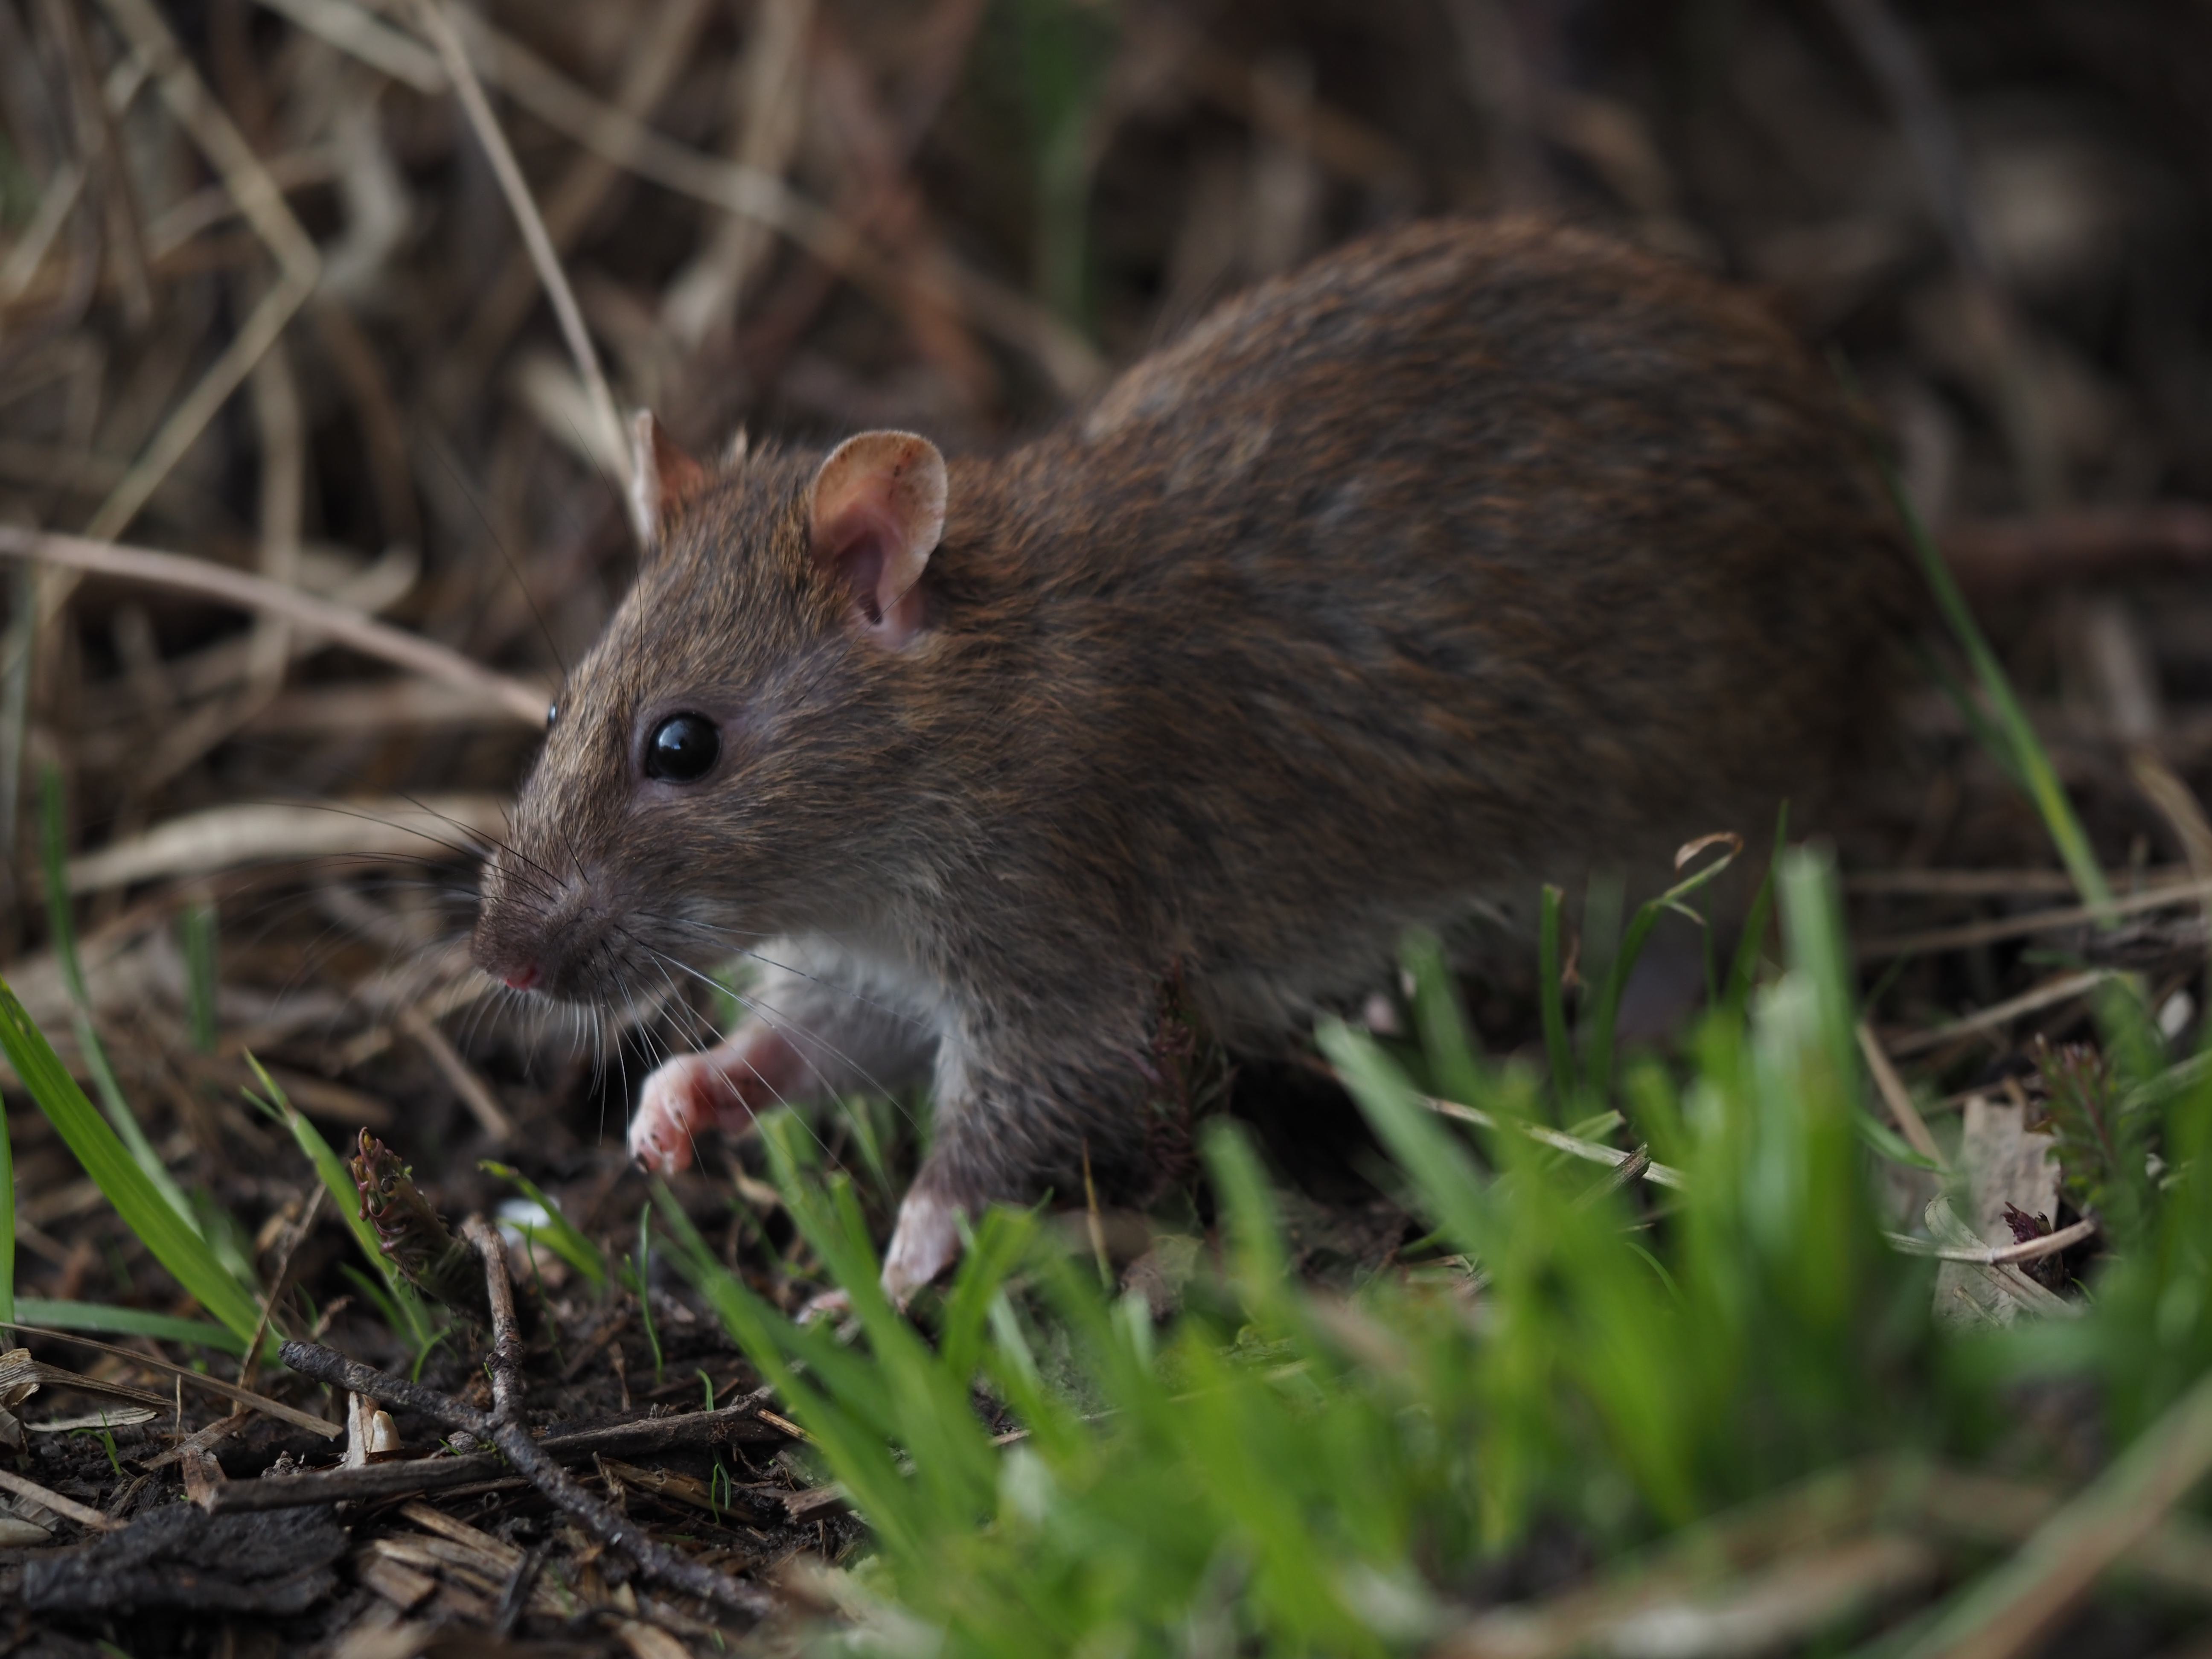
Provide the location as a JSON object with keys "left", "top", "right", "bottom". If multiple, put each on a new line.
{"left": 628, "top": 1027, "right": 803, "bottom": 1173}
{"left": 629, "top": 1052, "right": 725, "bottom": 1173}
{"left": 881, "top": 1187, "right": 965, "bottom": 1308}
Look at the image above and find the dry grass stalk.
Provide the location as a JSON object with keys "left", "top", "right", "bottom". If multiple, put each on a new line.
{"left": 0, "top": 527, "right": 544, "bottom": 725}
{"left": 407, "top": 0, "right": 634, "bottom": 527}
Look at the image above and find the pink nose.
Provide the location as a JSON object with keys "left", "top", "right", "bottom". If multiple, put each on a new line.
{"left": 503, "top": 964, "right": 541, "bottom": 992}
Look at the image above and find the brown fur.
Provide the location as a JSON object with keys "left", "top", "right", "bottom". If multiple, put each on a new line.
{"left": 474, "top": 218, "right": 1911, "bottom": 1265}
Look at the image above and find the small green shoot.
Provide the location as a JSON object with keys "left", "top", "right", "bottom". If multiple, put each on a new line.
{"left": 0, "top": 1065, "right": 12, "bottom": 1326}
{"left": 179, "top": 898, "right": 218, "bottom": 1055}
{"left": 245, "top": 1057, "right": 434, "bottom": 1352}
{"left": 481, "top": 1161, "right": 609, "bottom": 1287}
{"left": 1583, "top": 834, "right": 1742, "bottom": 1096}
{"left": 39, "top": 768, "right": 198, "bottom": 1233}
{"left": 623, "top": 1202, "right": 664, "bottom": 1382}
{"left": 1886, "top": 468, "right": 2109, "bottom": 909}
{"left": 1537, "top": 882, "right": 1576, "bottom": 1104}
{"left": 710, "top": 1460, "right": 734, "bottom": 1519}
{"left": 1722, "top": 803, "right": 1788, "bottom": 1019}
{"left": 71, "top": 1416, "right": 124, "bottom": 1480}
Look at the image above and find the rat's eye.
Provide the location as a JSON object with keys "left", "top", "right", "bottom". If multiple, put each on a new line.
{"left": 546, "top": 701, "right": 559, "bottom": 729}
{"left": 645, "top": 713, "right": 720, "bottom": 782}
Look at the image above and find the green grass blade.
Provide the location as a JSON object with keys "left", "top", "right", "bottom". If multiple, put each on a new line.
{"left": 180, "top": 898, "right": 218, "bottom": 1055}
{"left": 830, "top": 1093, "right": 894, "bottom": 1203}
{"left": 12, "top": 1298, "right": 246, "bottom": 1355}
{"left": 654, "top": 1187, "right": 928, "bottom": 1558}
{"left": 1202, "top": 1118, "right": 1292, "bottom": 1297}
{"left": 1586, "top": 838, "right": 1742, "bottom": 1094}
{"left": 1320, "top": 1019, "right": 1498, "bottom": 1262}
{"left": 246, "top": 1055, "right": 432, "bottom": 1348}
{"left": 0, "top": 1065, "right": 12, "bottom": 1325}
{"left": 1405, "top": 929, "right": 1483, "bottom": 1111}
{"left": 1887, "top": 469, "right": 2110, "bottom": 908}
{"left": 1916, "top": 642, "right": 2027, "bottom": 792}
{"left": 0, "top": 977, "right": 262, "bottom": 1343}
{"left": 1537, "top": 884, "right": 1577, "bottom": 1105}
{"left": 480, "top": 1160, "right": 608, "bottom": 1286}
{"left": 1723, "top": 803, "right": 1788, "bottom": 1019}
{"left": 39, "top": 768, "right": 198, "bottom": 1231}
{"left": 936, "top": 1205, "right": 1042, "bottom": 1387}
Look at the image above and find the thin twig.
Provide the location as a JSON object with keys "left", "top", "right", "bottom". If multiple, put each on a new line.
{"left": 1857, "top": 879, "right": 2212, "bottom": 960}
{"left": 1858, "top": 1021, "right": 1947, "bottom": 1167}
{"left": 0, "top": 1467, "right": 123, "bottom": 1532}
{"left": 0, "top": 1323, "right": 338, "bottom": 1438}
{"left": 462, "top": 1214, "right": 525, "bottom": 1421}
{"left": 1884, "top": 970, "right": 2115, "bottom": 1060}
{"left": 279, "top": 1339, "right": 772, "bottom": 1616}
{"left": 0, "top": 526, "right": 545, "bottom": 725}
{"left": 250, "top": 0, "right": 445, "bottom": 92}
{"left": 201, "top": 1397, "right": 786, "bottom": 1512}
{"left": 1883, "top": 1214, "right": 2096, "bottom": 1266}
{"left": 405, "top": 1012, "right": 516, "bottom": 1143}
{"left": 408, "top": 0, "right": 634, "bottom": 526}
{"left": 1416, "top": 1088, "right": 1689, "bottom": 1190}
{"left": 1944, "top": 506, "right": 2212, "bottom": 592}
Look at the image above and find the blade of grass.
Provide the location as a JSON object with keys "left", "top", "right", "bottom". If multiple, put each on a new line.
{"left": 13, "top": 1298, "right": 245, "bottom": 1355}
{"left": 245, "top": 1054, "right": 432, "bottom": 1349}
{"left": 1886, "top": 467, "right": 2110, "bottom": 908}
{"left": 1406, "top": 930, "right": 1483, "bottom": 1111}
{"left": 1723, "top": 803, "right": 1789, "bottom": 1020}
{"left": 39, "top": 768, "right": 198, "bottom": 1231}
{"left": 1586, "top": 836, "right": 1743, "bottom": 1094}
{"left": 180, "top": 897, "right": 218, "bottom": 1055}
{"left": 1537, "top": 884, "right": 1576, "bottom": 1104}
{"left": 630, "top": 1202, "right": 663, "bottom": 1380}
{"left": 0, "top": 1071, "right": 12, "bottom": 1326}
{"left": 481, "top": 1159, "right": 608, "bottom": 1286}
{"left": 655, "top": 1185, "right": 929, "bottom": 1559}
{"left": 0, "top": 978, "right": 262, "bottom": 1343}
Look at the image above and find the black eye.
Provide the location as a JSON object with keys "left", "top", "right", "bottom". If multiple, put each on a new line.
{"left": 645, "top": 713, "right": 720, "bottom": 782}
{"left": 546, "top": 702, "right": 559, "bottom": 729}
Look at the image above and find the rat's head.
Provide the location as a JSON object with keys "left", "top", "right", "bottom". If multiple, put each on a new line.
{"left": 472, "top": 413, "right": 949, "bottom": 1008}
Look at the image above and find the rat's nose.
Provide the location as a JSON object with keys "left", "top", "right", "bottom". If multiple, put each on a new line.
{"left": 502, "top": 963, "right": 541, "bottom": 992}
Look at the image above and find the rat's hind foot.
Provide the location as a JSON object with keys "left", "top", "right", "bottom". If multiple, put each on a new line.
{"left": 628, "top": 1025, "right": 803, "bottom": 1173}
{"left": 881, "top": 1185, "right": 964, "bottom": 1307}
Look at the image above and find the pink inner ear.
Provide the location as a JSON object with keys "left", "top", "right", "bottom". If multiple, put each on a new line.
{"left": 821, "top": 513, "right": 895, "bottom": 623}
{"left": 806, "top": 430, "right": 944, "bottom": 647}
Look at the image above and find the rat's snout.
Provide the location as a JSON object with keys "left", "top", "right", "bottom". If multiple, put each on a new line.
{"left": 469, "top": 898, "right": 549, "bottom": 994}
{"left": 471, "top": 849, "right": 603, "bottom": 1000}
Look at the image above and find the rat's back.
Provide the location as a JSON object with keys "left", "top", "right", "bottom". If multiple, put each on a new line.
{"left": 954, "top": 219, "right": 1907, "bottom": 968}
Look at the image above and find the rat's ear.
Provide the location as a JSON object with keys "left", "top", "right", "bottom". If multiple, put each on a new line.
{"left": 629, "top": 410, "right": 710, "bottom": 554}
{"left": 806, "top": 430, "right": 946, "bottom": 649}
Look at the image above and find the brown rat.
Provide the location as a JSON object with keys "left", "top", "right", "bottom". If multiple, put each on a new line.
{"left": 472, "top": 218, "right": 1911, "bottom": 1299}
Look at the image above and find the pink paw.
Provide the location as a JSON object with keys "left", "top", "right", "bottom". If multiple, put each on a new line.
{"left": 628, "top": 1052, "right": 725, "bottom": 1173}
{"left": 881, "top": 1186, "right": 965, "bottom": 1307}
{"left": 628, "top": 1027, "right": 802, "bottom": 1173}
